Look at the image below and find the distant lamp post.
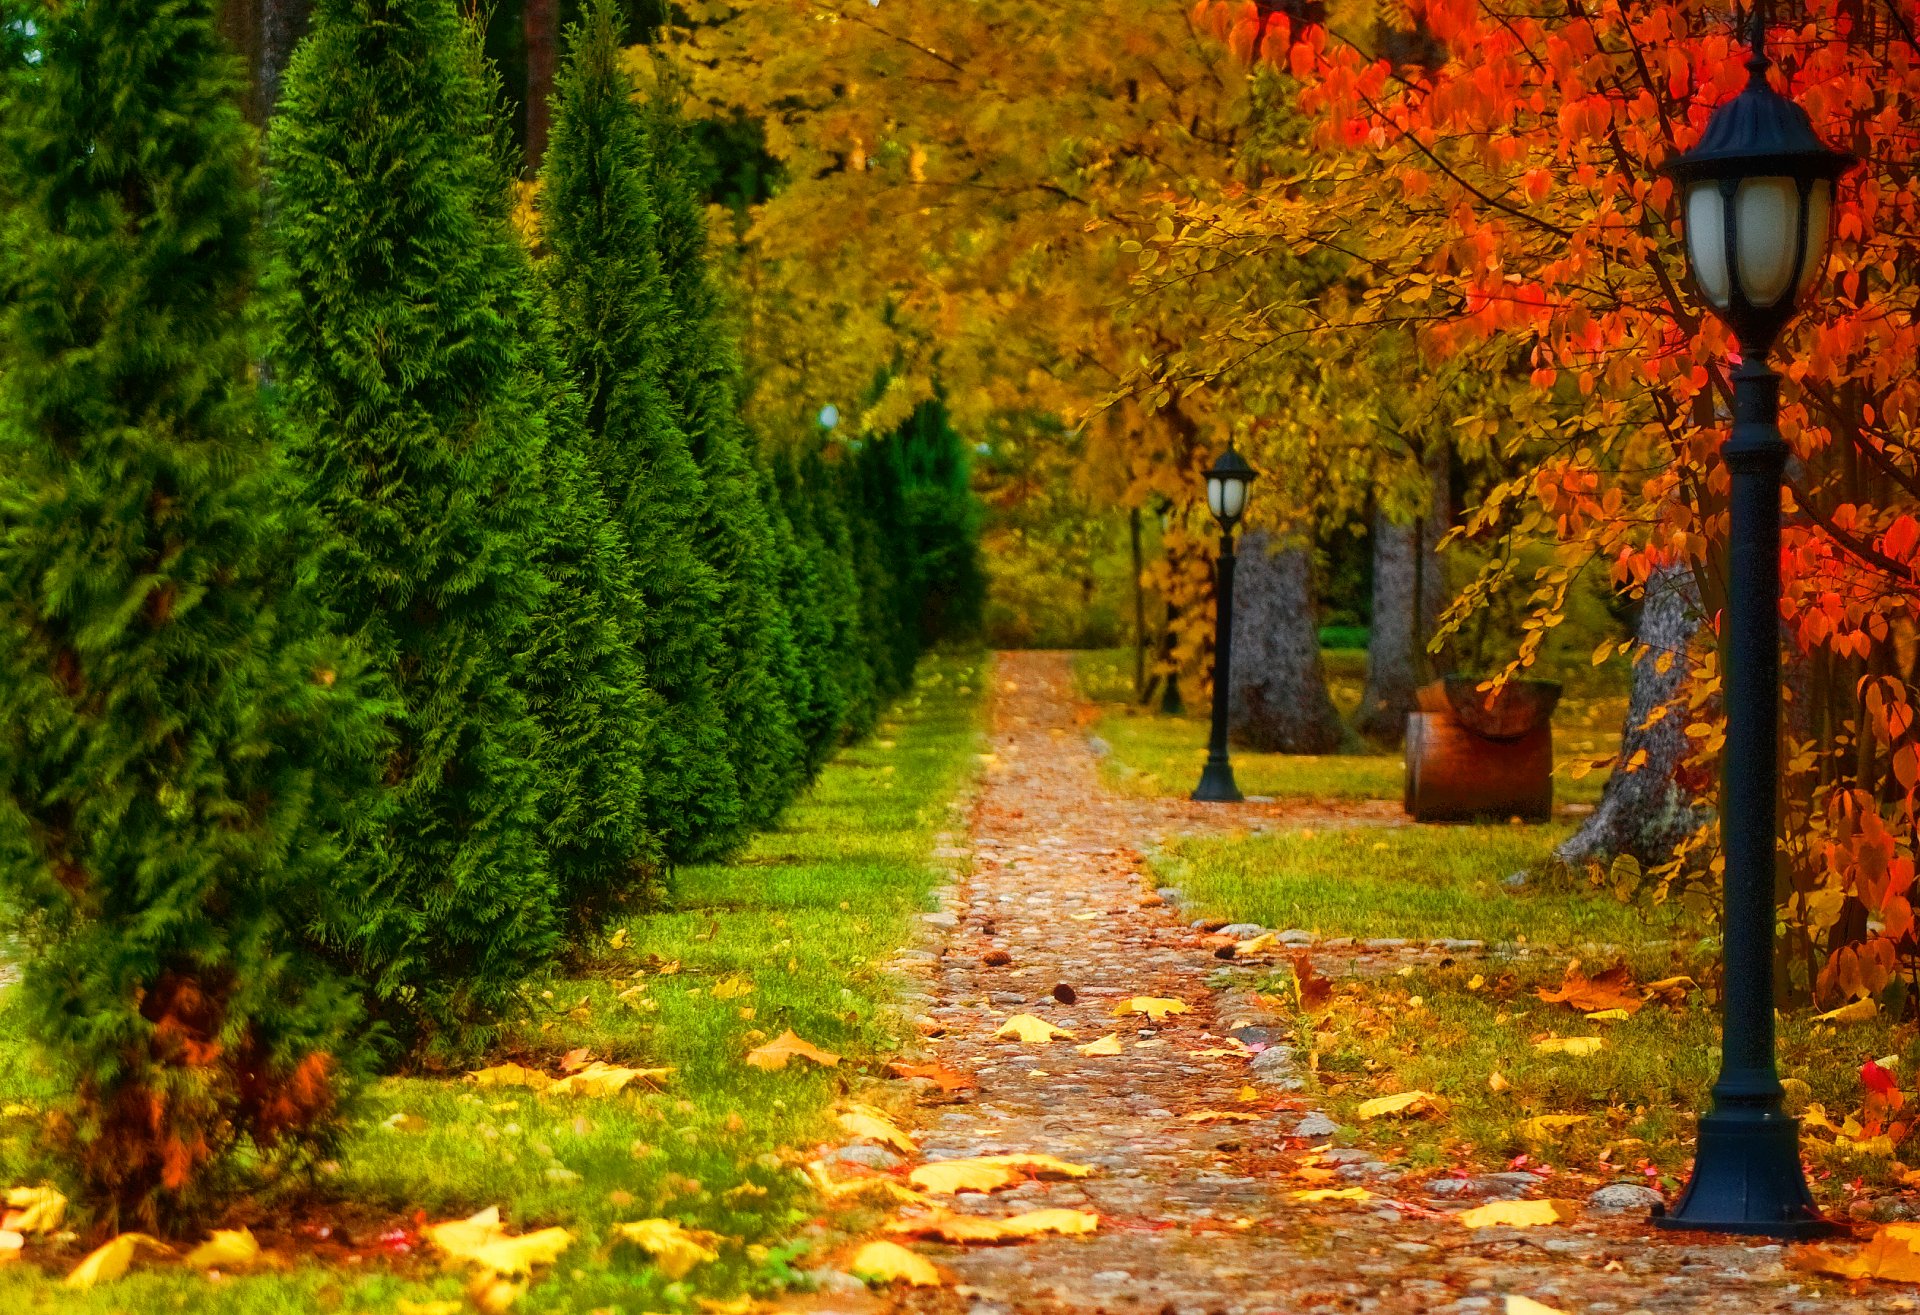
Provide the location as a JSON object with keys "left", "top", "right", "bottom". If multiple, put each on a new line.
{"left": 1655, "top": 1, "right": 1856, "bottom": 1239}
{"left": 1192, "top": 446, "right": 1257, "bottom": 803}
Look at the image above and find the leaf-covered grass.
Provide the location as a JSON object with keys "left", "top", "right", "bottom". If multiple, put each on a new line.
{"left": 1071, "top": 647, "right": 1622, "bottom": 809}
{"left": 0, "top": 651, "right": 988, "bottom": 1312}
{"left": 1261, "top": 957, "right": 1916, "bottom": 1196}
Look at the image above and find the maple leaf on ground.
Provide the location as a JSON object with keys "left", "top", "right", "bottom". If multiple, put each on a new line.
{"left": 1355, "top": 1090, "right": 1444, "bottom": 1120}
{"left": 610, "top": 1219, "right": 721, "bottom": 1279}
{"left": 1815, "top": 997, "right": 1880, "bottom": 1024}
{"left": 993, "top": 1014, "right": 1075, "bottom": 1043}
{"left": 886, "top": 1208, "right": 1099, "bottom": 1242}
{"left": 1865, "top": 1059, "right": 1901, "bottom": 1096}
{"left": 3, "top": 1185, "right": 65, "bottom": 1233}
{"left": 467, "top": 1062, "right": 553, "bottom": 1092}
{"left": 425, "top": 1207, "right": 572, "bottom": 1277}
{"left": 1515, "top": 1114, "right": 1588, "bottom": 1141}
{"left": 1076, "top": 1033, "right": 1124, "bottom": 1056}
{"left": 1801, "top": 1222, "right": 1920, "bottom": 1283}
{"left": 183, "top": 1229, "right": 260, "bottom": 1270}
{"left": 744, "top": 1030, "right": 841, "bottom": 1070}
{"left": 1457, "top": 1200, "right": 1574, "bottom": 1229}
{"left": 1112, "top": 997, "right": 1191, "bottom": 1021}
{"left": 1506, "top": 1298, "right": 1571, "bottom": 1315}
{"left": 907, "top": 1154, "right": 1092, "bottom": 1194}
{"left": 1290, "top": 953, "right": 1332, "bottom": 1009}
{"left": 1535, "top": 961, "right": 1645, "bottom": 1015}
{"left": 849, "top": 1239, "right": 941, "bottom": 1286}
{"left": 1290, "top": 1187, "right": 1373, "bottom": 1202}
{"left": 1184, "top": 1110, "right": 1262, "bottom": 1124}
{"left": 64, "top": 1234, "right": 171, "bottom": 1288}
{"left": 887, "top": 1059, "right": 974, "bottom": 1092}
{"left": 547, "top": 1061, "right": 672, "bottom": 1096}
{"left": 838, "top": 1104, "right": 917, "bottom": 1154}
{"left": 1533, "top": 1036, "right": 1605, "bottom": 1057}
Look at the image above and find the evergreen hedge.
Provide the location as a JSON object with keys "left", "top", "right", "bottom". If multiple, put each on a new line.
{"left": 0, "top": 0, "right": 386, "bottom": 1222}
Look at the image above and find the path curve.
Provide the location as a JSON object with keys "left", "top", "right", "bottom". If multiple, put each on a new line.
{"left": 877, "top": 650, "right": 1881, "bottom": 1315}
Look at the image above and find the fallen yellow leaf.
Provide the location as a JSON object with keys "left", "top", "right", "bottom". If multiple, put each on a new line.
{"left": 1506, "top": 1298, "right": 1571, "bottom": 1315}
{"left": 1069, "top": 911, "right": 1103, "bottom": 921}
{"left": 744, "top": 1030, "right": 841, "bottom": 1070}
{"left": 426, "top": 1207, "right": 572, "bottom": 1277}
{"left": 1814, "top": 997, "right": 1880, "bottom": 1025}
{"left": 1076, "top": 1033, "right": 1124, "bottom": 1056}
{"left": 1184, "top": 1110, "right": 1261, "bottom": 1124}
{"left": 1488, "top": 1071, "right": 1511, "bottom": 1093}
{"left": 1113, "top": 997, "right": 1191, "bottom": 1021}
{"left": 547, "top": 1061, "right": 672, "bottom": 1097}
{"left": 3, "top": 1185, "right": 65, "bottom": 1234}
{"left": 805, "top": 1161, "right": 929, "bottom": 1206}
{"left": 1458, "top": 1199, "right": 1571, "bottom": 1229}
{"left": 711, "top": 974, "right": 754, "bottom": 1000}
{"left": 397, "top": 1301, "right": 465, "bottom": 1315}
{"left": 993, "top": 1014, "right": 1074, "bottom": 1044}
{"left": 1290, "top": 1187, "right": 1373, "bottom": 1202}
{"left": 1583, "top": 1009, "right": 1632, "bottom": 1022}
{"left": 1804, "top": 1222, "right": 1920, "bottom": 1282}
{"left": 1235, "top": 933, "right": 1277, "bottom": 955}
{"left": 849, "top": 1239, "right": 941, "bottom": 1286}
{"left": 907, "top": 1154, "right": 1092, "bottom": 1195}
{"left": 467, "top": 1063, "right": 552, "bottom": 1093}
{"left": 1515, "top": 1114, "right": 1589, "bottom": 1141}
{"left": 65, "top": 1233, "right": 169, "bottom": 1288}
{"left": 888, "top": 1208, "right": 1099, "bottom": 1242}
{"left": 1533, "top": 1037, "right": 1606, "bottom": 1057}
{"left": 1237, "top": 1085, "right": 1260, "bottom": 1102}
{"left": 837, "top": 1105, "right": 916, "bottom": 1155}
{"left": 467, "top": 1276, "right": 523, "bottom": 1314}
{"left": 610, "top": 1218, "right": 720, "bottom": 1279}
{"left": 1355, "top": 1090, "right": 1441, "bottom": 1120}
{"left": 183, "top": 1229, "right": 259, "bottom": 1270}
{"left": 972, "top": 1153, "right": 1094, "bottom": 1178}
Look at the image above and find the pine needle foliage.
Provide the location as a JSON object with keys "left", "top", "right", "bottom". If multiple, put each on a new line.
{"left": 538, "top": 4, "right": 745, "bottom": 863}
{"left": 0, "top": 0, "right": 385, "bottom": 1224}
{"left": 637, "top": 80, "right": 808, "bottom": 836}
{"left": 266, "top": 0, "right": 564, "bottom": 1045}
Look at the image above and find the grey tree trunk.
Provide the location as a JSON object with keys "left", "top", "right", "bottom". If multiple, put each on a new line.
{"left": 1229, "top": 532, "right": 1344, "bottom": 754}
{"left": 1556, "top": 562, "right": 1705, "bottom": 869}
{"left": 1357, "top": 444, "right": 1451, "bottom": 745}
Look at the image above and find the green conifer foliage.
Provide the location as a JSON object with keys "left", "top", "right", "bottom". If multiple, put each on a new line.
{"left": 637, "top": 85, "right": 807, "bottom": 835}
{"left": 0, "top": 0, "right": 385, "bottom": 1222}
{"left": 266, "top": 0, "right": 563, "bottom": 1040}
{"left": 539, "top": 6, "right": 745, "bottom": 862}
{"left": 463, "top": 19, "right": 662, "bottom": 935}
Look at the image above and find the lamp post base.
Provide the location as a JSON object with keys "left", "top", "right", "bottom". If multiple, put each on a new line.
{"left": 1654, "top": 1109, "right": 1839, "bottom": 1238}
{"left": 1191, "top": 757, "right": 1242, "bottom": 803}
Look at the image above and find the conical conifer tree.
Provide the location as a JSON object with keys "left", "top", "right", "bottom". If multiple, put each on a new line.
{"left": 768, "top": 446, "right": 851, "bottom": 772}
{"left": 539, "top": 3, "right": 743, "bottom": 862}
{"left": 0, "top": 0, "right": 385, "bottom": 1222}
{"left": 463, "top": 19, "right": 661, "bottom": 932}
{"left": 266, "top": 0, "right": 564, "bottom": 1041}
{"left": 636, "top": 80, "right": 808, "bottom": 832}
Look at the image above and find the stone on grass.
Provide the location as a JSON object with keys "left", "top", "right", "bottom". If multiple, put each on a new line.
{"left": 1217, "top": 923, "right": 1266, "bottom": 939}
{"left": 1249, "top": 1045, "right": 1297, "bottom": 1074}
{"left": 834, "top": 1143, "right": 903, "bottom": 1170}
{"left": 1293, "top": 1112, "right": 1340, "bottom": 1139}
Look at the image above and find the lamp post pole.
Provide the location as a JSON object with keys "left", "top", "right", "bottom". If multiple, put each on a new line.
{"left": 1193, "top": 525, "right": 1242, "bottom": 803}
{"left": 1651, "top": 2, "right": 1855, "bottom": 1238}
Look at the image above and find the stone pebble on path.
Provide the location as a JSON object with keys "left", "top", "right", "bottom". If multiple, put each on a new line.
{"left": 859, "top": 651, "right": 1890, "bottom": 1315}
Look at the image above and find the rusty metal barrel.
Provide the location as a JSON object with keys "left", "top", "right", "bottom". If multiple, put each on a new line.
{"left": 1403, "top": 677, "right": 1561, "bottom": 822}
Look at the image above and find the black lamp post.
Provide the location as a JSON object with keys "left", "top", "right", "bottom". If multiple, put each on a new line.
{"left": 1654, "top": 2, "right": 1856, "bottom": 1239}
{"left": 1192, "top": 446, "right": 1257, "bottom": 803}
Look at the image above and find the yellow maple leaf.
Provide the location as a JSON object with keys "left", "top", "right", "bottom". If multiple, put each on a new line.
{"left": 610, "top": 1218, "right": 721, "bottom": 1280}
{"left": 972, "top": 1153, "right": 1094, "bottom": 1178}
{"left": 837, "top": 1104, "right": 917, "bottom": 1154}
{"left": 744, "top": 1029, "right": 841, "bottom": 1070}
{"left": 3, "top": 1185, "right": 65, "bottom": 1233}
{"left": 1457, "top": 1199, "right": 1570, "bottom": 1229}
{"left": 849, "top": 1239, "right": 941, "bottom": 1286}
{"left": 711, "top": 974, "right": 754, "bottom": 1000}
{"left": 1113, "top": 997, "right": 1191, "bottom": 1021}
{"left": 1582, "top": 1009, "right": 1632, "bottom": 1022}
{"left": 466, "top": 1063, "right": 552, "bottom": 1093}
{"left": 64, "top": 1233, "right": 170, "bottom": 1288}
{"left": 1533, "top": 1036, "right": 1605, "bottom": 1057}
{"left": 426, "top": 1207, "right": 572, "bottom": 1277}
{"left": 907, "top": 1153, "right": 1091, "bottom": 1195}
{"left": 887, "top": 1208, "right": 1099, "bottom": 1242}
{"left": 1184, "top": 1110, "right": 1261, "bottom": 1124}
{"left": 1355, "top": 1090, "right": 1441, "bottom": 1120}
{"left": 1515, "top": 1114, "right": 1589, "bottom": 1141}
{"left": 805, "top": 1161, "right": 929, "bottom": 1206}
{"left": 547, "top": 1061, "right": 672, "bottom": 1097}
{"left": 1805, "top": 1222, "right": 1920, "bottom": 1282}
{"left": 1506, "top": 1298, "right": 1571, "bottom": 1315}
{"left": 183, "top": 1228, "right": 259, "bottom": 1270}
{"left": 993, "top": 1014, "right": 1074, "bottom": 1043}
{"left": 1076, "top": 1033, "right": 1124, "bottom": 1056}
{"left": 1290, "top": 1187, "right": 1373, "bottom": 1202}
{"left": 1235, "top": 932, "right": 1277, "bottom": 955}
{"left": 1813, "top": 997, "right": 1880, "bottom": 1024}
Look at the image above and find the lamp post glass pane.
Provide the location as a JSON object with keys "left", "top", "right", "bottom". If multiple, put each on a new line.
{"left": 1219, "top": 475, "right": 1246, "bottom": 523}
{"left": 1206, "top": 475, "right": 1225, "bottom": 522}
{"left": 1685, "top": 183, "right": 1733, "bottom": 309}
{"left": 1735, "top": 176, "right": 1802, "bottom": 307}
{"left": 1794, "top": 179, "right": 1833, "bottom": 302}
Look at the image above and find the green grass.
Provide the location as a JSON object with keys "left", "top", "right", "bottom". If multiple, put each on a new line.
{"left": 1161, "top": 823, "right": 1698, "bottom": 948}
{"left": 1073, "top": 647, "right": 1620, "bottom": 809}
{"left": 0, "top": 651, "right": 988, "bottom": 1312}
{"left": 1266, "top": 957, "right": 1916, "bottom": 1195}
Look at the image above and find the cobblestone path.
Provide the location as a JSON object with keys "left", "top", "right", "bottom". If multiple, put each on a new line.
{"left": 869, "top": 650, "right": 1895, "bottom": 1315}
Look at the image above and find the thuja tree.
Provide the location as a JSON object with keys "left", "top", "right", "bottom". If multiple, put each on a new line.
{"left": 538, "top": 0, "right": 741, "bottom": 865}
{"left": 768, "top": 444, "right": 856, "bottom": 773}
{"left": 267, "top": 0, "right": 563, "bottom": 1042}
{"left": 639, "top": 84, "right": 808, "bottom": 835}
{"left": 463, "top": 16, "right": 661, "bottom": 933}
{"left": 0, "top": 0, "right": 385, "bottom": 1222}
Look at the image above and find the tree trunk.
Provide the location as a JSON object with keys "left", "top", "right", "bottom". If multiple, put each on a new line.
{"left": 257, "top": 0, "right": 310, "bottom": 118}
{"left": 1556, "top": 562, "right": 1705, "bottom": 869}
{"left": 1357, "top": 443, "right": 1451, "bottom": 746}
{"left": 1130, "top": 507, "right": 1147, "bottom": 698}
{"left": 524, "top": 0, "right": 558, "bottom": 170}
{"left": 1229, "top": 532, "right": 1344, "bottom": 754}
